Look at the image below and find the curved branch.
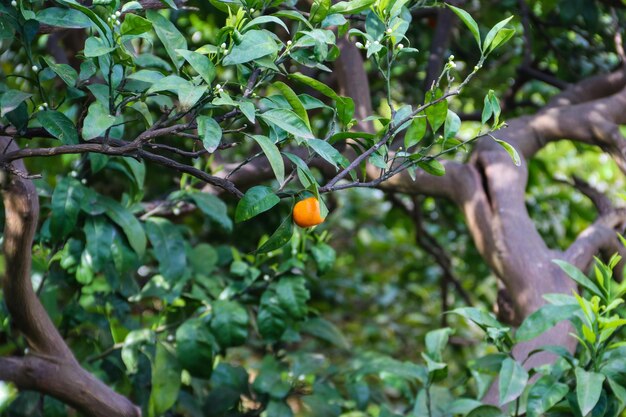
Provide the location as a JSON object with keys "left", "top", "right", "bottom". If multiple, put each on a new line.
{"left": 0, "top": 137, "right": 141, "bottom": 417}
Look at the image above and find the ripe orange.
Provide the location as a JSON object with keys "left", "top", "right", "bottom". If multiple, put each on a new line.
{"left": 293, "top": 197, "right": 325, "bottom": 228}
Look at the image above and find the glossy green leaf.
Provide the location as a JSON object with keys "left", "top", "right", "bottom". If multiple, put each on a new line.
{"left": 527, "top": 375, "right": 569, "bottom": 417}
{"left": 257, "top": 216, "right": 294, "bottom": 253}
{"left": 273, "top": 81, "right": 311, "bottom": 129}
{"left": 146, "top": 217, "right": 187, "bottom": 281}
{"left": 516, "top": 304, "right": 579, "bottom": 342}
{"left": 483, "top": 16, "right": 514, "bottom": 53}
{"left": 1, "top": 90, "right": 31, "bottom": 117}
{"left": 259, "top": 109, "right": 314, "bottom": 139}
{"left": 575, "top": 367, "right": 605, "bottom": 416}
{"left": 197, "top": 116, "right": 222, "bottom": 153}
{"left": 120, "top": 13, "right": 152, "bottom": 36}
{"left": 50, "top": 177, "right": 83, "bottom": 239}
{"left": 447, "top": 4, "right": 481, "bottom": 50}
{"left": 424, "top": 88, "right": 448, "bottom": 133}
{"left": 176, "top": 49, "right": 216, "bottom": 85}
{"left": 307, "top": 138, "right": 349, "bottom": 169}
{"left": 146, "top": 10, "right": 187, "bottom": 69}
{"left": 404, "top": 116, "right": 427, "bottom": 149}
{"left": 499, "top": 358, "right": 528, "bottom": 405}
{"left": 329, "top": 0, "right": 376, "bottom": 15}
{"left": 222, "top": 30, "right": 279, "bottom": 65}
{"left": 553, "top": 259, "right": 604, "bottom": 298}
{"left": 82, "top": 102, "right": 117, "bottom": 140}
{"left": 251, "top": 135, "right": 285, "bottom": 184}
{"left": 36, "top": 110, "right": 78, "bottom": 144}
{"left": 36, "top": 7, "right": 92, "bottom": 28}
{"left": 149, "top": 342, "right": 181, "bottom": 416}
{"left": 235, "top": 186, "right": 280, "bottom": 222}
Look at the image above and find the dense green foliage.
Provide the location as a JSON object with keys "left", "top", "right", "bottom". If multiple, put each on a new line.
{"left": 2, "top": 0, "right": 626, "bottom": 416}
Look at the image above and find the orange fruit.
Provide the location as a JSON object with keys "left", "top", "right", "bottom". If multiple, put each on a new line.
{"left": 293, "top": 197, "right": 325, "bottom": 228}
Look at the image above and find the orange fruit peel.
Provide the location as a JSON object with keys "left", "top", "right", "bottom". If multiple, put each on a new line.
{"left": 293, "top": 197, "right": 325, "bottom": 228}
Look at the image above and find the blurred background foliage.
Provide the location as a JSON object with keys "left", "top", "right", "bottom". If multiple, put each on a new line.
{"left": 2, "top": 0, "right": 626, "bottom": 415}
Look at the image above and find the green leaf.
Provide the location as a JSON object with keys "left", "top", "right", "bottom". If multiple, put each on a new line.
{"left": 1, "top": 90, "right": 31, "bottom": 117}
{"left": 265, "top": 400, "right": 294, "bottom": 417}
{"left": 516, "top": 304, "right": 579, "bottom": 342}
{"left": 289, "top": 72, "right": 338, "bottom": 99}
{"left": 50, "top": 177, "right": 83, "bottom": 239}
{"left": 444, "top": 110, "right": 461, "bottom": 140}
{"left": 36, "top": 7, "right": 92, "bottom": 28}
{"left": 258, "top": 290, "right": 288, "bottom": 342}
{"left": 425, "top": 328, "right": 452, "bottom": 362}
{"left": 176, "top": 318, "right": 216, "bottom": 379}
{"left": 242, "top": 16, "right": 290, "bottom": 33}
{"left": 575, "top": 367, "right": 605, "bottom": 416}
{"left": 309, "top": 0, "right": 331, "bottom": 24}
{"left": 197, "top": 116, "right": 222, "bottom": 153}
{"left": 491, "top": 137, "right": 521, "bottom": 166}
{"left": 82, "top": 102, "right": 117, "bottom": 140}
{"left": 235, "top": 186, "right": 280, "bottom": 222}
{"left": 149, "top": 342, "right": 181, "bottom": 417}
{"left": 449, "top": 307, "right": 505, "bottom": 329}
{"left": 482, "top": 93, "right": 493, "bottom": 124}
{"left": 257, "top": 216, "right": 294, "bottom": 253}
{"left": 404, "top": 116, "right": 427, "bottom": 149}
{"left": 120, "top": 13, "right": 152, "bottom": 36}
{"left": 222, "top": 29, "right": 279, "bottom": 65}
{"left": 59, "top": 0, "right": 110, "bottom": 38}
{"left": 84, "top": 36, "right": 115, "bottom": 57}
{"left": 417, "top": 159, "right": 445, "bottom": 176}
{"left": 36, "top": 110, "right": 78, "bottom": 144}
{"left": 121, "top": 329, "right": 155, "bottom": 374}
{"left": 483, "top": 16, "right": 514, "bottom": 53}
{"left": 210, "top": 300, "right": 249, "bottom": 348}
{"left": 146, "top": 217, "right": 187, "bottom": 281}
{"left": 98, "top": 196, "right": 147, "bottom": 256}
{"left": 467, "top": 405, "right": 505, "bottom": 417}
{"left": 276, "top": 276, "right": 310, "bottom": 319}
{"left": 43, "top": 57, "right": 78, "bottom": 86}
{"left": 307, "top": 138, "right": 349, "bottom": 169}
{"left": 527, "top": 375, "right": 570, "bottom": 417}
{"left": 424, "top": 88, "right": 448, "bottom": 133}
{"left": 447, "top": 4, "right": 481, "bottom": 50}
{"left": 188, "top": 192, "right": 233, "bottom": 232}
{"left": 259, "top": 109, "right": 314, "bottom": 139}
{"left": 273, "top": 81, "right": 311, "bottom": 129}
{"left": 251, "top": 135, "right": 285, "bottom": 184}
{"left": 301, "top": 317, "right": 350, "bottom": 349}
{"left": 329, "top": 0, "right": 376, "bottom": 14}
{"left": 499, "top": 358, "right": 528, "bottom": 405}
{"left": 146, "top": 10, "right": 187, "bottom": 70}
{"left": 176, "top": 49, "right": 216, "bottom": 85}
{"left": 84, "top": 216, "right": 116, "bottom": 272}
{"left": 553, "top": 259, "right": 604, "bottom": 298}
{"left": 487, "top": 28, "right": 515, "bottom": 53}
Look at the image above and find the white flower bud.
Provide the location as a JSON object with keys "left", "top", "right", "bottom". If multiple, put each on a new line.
{"left": 38, "top": 105, "right": 44, "bottom": 111}
{"left": 386, "top": 28, "right": 392, "bottom": 33}
{"left": 374, "top": 40, "right": 380, "bottom": 45}
{"left": 221, "top": 42, "right": 227, "bottom": 49}
{"left": 355, "top": 41, "right": 363, "bottom": 49}
{"left": 287, "top": 40, "right": 292, "bottom": 46}
{"left": 43, "top": 102, "right": 48, "bottom": 107}
{"left": 81, "top": 179, "right": 87, "bottom": 184}
{"left": 397, "top": 43, "right": 404, "bottom": 49}
{"left": 173, "top": 207, "right": 181, "bottom": 216}
{"left": 223, "top": 49, "right": 228, "bottom": 55}
{"left": 116, "top": 19, "right": 121, "bottom": 25}
{"left": 115, "top": 10, "right": 121, "bottom": 16}
{"left": 31, "top": 65, "right": 38, "bottom": 72}
{"left": 11, "top": 0, "right": 17, "bottom": 6}
{"left": 250, "top": 7, "right": 255, "bottom": 12}
{"left": 449, "top": 54, "right": 455, "bottom": 60}
{"left": 215, "top": 83, "right": 221, "bottom": 89}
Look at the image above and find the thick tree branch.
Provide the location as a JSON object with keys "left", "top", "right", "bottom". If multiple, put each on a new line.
{"left": 0, "top": 136, "right": 141, "bottom": 416}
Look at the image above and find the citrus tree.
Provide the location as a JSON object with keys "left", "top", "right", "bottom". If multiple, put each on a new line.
{"left": 2, "top": 0, "right": 626, "bottom": 415}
